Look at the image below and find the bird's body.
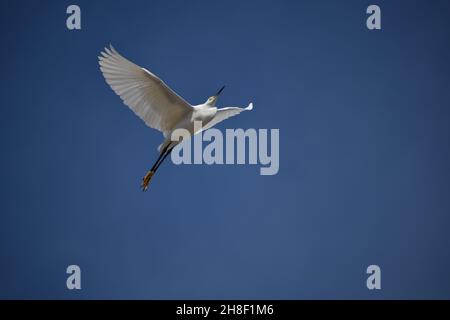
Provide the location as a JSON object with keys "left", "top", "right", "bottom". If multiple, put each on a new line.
{"left": 155, "top": 103, "right": 217, "bottom": 156}
{"left": 171, "top": 104, "right": 217, "bottom": 141}
{"left": 99, "top": 45, "right": 253, "bottom": 190}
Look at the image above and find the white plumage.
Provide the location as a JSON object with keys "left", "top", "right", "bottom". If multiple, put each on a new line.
{"left": 98, "top": 45, "right": 253, "bottom": 190}
{"left": 202, "top": 104, "right": 253, "bottom": 131}
{"left": 99, "top": 46, "right": 191, "bottom": 134}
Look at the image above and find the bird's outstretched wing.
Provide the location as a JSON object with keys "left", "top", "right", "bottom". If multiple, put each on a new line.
{"left": 203, "top": 103, "right": 253, "bottom": 131}
{"left": 99, "top": 45, "right": 192, "bottom": 134}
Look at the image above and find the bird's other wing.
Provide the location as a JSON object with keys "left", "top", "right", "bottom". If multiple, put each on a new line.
{"left": 203, "top": 103, "right": 253, "bottom": 131}
{"left": 99, "top": 45, "right": 192, "bottom": 133}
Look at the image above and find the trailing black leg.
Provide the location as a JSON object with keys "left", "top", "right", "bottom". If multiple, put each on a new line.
{"left": 141, "top": 145, "right": 171, "bottom": 191}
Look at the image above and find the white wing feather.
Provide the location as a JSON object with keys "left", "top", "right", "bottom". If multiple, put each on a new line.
{"left": 203, "top": 103, "right": 253, "bottom": 131}
{"left": 98, "top": 45, "right": 191, "bottom": 133}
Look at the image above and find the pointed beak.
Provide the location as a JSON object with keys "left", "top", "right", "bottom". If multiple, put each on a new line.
{"left": 216, "top": 85, "right": 225, "bottom": 97}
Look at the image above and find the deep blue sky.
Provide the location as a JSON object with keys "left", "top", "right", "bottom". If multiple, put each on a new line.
{"left": 1, "top": 0, "right": 450, "bottom": 299}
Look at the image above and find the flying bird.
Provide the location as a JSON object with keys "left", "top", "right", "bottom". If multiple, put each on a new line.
{"left": 98, "top": 45, "right": 253, "bottom": 191}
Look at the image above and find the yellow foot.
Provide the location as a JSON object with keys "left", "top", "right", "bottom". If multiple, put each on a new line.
{"left": 141, "top": 171, "right": 154, "bottom": 191}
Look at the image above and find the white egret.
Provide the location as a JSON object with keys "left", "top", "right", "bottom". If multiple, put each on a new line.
{"left": 98, "top": 45, "right": 253, "bottom": 190}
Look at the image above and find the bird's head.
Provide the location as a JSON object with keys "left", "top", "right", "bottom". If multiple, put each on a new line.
{"left": 206, "top": 85, "right": 225, "bottom": 106}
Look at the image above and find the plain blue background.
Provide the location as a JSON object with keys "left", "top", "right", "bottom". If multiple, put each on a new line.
{"left": 1, "top": 0, "right": 450, "bottom": 299}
